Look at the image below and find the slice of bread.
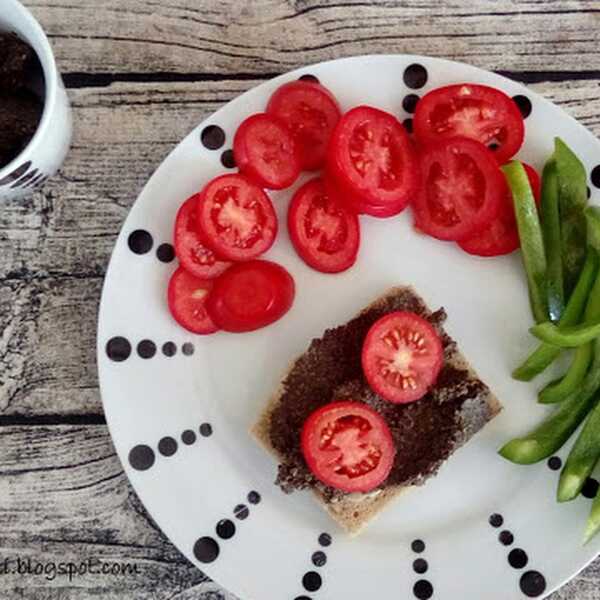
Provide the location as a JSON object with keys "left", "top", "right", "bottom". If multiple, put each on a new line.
{"left": 252, "top": 286, "right": 502, "bottom": 535}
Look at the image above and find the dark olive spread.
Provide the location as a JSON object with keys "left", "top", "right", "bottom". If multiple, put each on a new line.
{"left": 269, "top": 288, "right": 495, "bottom": 500}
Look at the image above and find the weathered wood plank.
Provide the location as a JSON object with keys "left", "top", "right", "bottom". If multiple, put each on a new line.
{"left": 0, "top": 425, "right": 241, "bottom": 599}
{"left": 23, "top": 0, "right": 600, "bottom": 76}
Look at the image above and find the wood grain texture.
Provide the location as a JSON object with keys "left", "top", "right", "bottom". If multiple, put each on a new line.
{"left": 24, "top": 0, "right": 600, "bottom": 75}
{"left": 0, "top": 0, "right": 598, "bottom": 597}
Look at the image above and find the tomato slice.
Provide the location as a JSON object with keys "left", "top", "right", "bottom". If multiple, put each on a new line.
{"left": 234, "top": 113, "right": 301, "bottom": 190}
{"left": 174, "top": 195, "right": 231, "bottom": 279}
{"left": 413, "top": 83, "right": 525, "bottom": 164}
{"left": 168, "top": 267, "right": 219, "bottom": 335}
{"left": 459, "top": 163, "right": 541, "bottom": 257}
{"left": 362, "top": 312, "right": 443, "bottom": 404}
{"left": 197, "top": 174, "right": 278, "bottom": 262}
{"left": 301, "top": 401, "right": 396, "bottom": 493}
{"left": 206, "top": 260, "right": 295, "bottom": 332}
{"left": 412, "top": 136, "right": 505, "bottom": 241}
{"left": 267, "top": 80, "right": 341, "bottom": 171}
{"left": 288, "top": 177, "right": 360, "bottom": 273}
{"left": 327, "top": 106, "right": 419, "bottom": 216}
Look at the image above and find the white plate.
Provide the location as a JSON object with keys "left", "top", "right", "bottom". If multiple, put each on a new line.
{"left": 97, "top": 55, "right": 600, "bottom": 600}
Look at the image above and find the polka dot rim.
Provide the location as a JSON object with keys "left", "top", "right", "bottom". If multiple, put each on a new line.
{"left": 299, "top": 74, "right": 320, "bottom": 83}
{"left": 512, "top": 94, "right": 532, "bottom": 119}
{"left": 128, "top": 445, "right": 155, "bottom": 471}
{"left": 499, "top": 530, "right": 514, "bottom": 546}
{"left": 156, "top": 243, "right": 175, "bottom": 263}
{"left": 181, "top": 430, "right": 197, "bottom": 445}
{"left": 489, "top": 513, "right": 504, "bottom": 528}
{"left": 200, "top": 423, "right": 213, "bottom": 437}
{"left": 402, "top": 94, "right": 420, "bottom": 113}
{"left": 582, "top": 477, "right": 599, "bottom": 499}
{"left": 547, "top": 456, "right": 562, "bottom": 471}
{"left": 201, "top": 125, "right": 226, "bottom": 150}
{"left": 182, "top": 343, "right": 195, "bottom": 356}
{"left": 403, "top": 118, "right": 413, "bottom": 134}
{"left": 413, "top": 579, "right": 434, "bottom": 600}
{"left": 162, "top": 342, "right": 177, "bottom": 357}
{"left": 193, "top": 536, "right": 220, "bottom": 563}
{"left": 302, "top": 571, "right": 322, "bottom": 592}
{"left": 128, "top": 230, "right": 153, "bottom": 255}
{"left": 221, "top": 149, "right": 236, "bottom": 169}
{"left": 311, "top": 551, "right": 327, "bottom": 567}
{"left": 216, "top": 519, "right": 236, "bottom": 540}
{"left": 247, "top": 491, "right": 261, "bottom": 505}
{"left": 403, "top": 63, "right": 428, "bottom": 89}
{"left": 520, "top": 570, "right": 547, "bottom": 597}
{"left": 318, "top": 533, "right": 332, "bottom": 547}
{"left": 106, "top": 337, "right": 132, "bottom": 362}
{"left": 158, "top": 436, "right": 177, "bottom": 457}
{"left": 413, "top": 558, "right": 428, "bottom": 574}
{"left": 508, "top": 548, "right": 529, "bottom": 569}
{"left": 591, "top": 165, "right": 600, "bottom": 189}
{"left": 234, "top": 504, "right": 249, "bottom": 520}
{"left": 137, "top": 339, "right": 157, "bottom": 359}
{"left": 411, "top": 539, "right": 425, "bottom": 553}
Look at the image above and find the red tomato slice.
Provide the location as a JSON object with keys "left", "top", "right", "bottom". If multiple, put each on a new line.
{"left": 197, "top": 174, "right": 278, "bottom": 262}
{"left": 267, "top": 80, "right": 341, "bottom": 171}
{"left": 234, "top": 113, "right": 301, "bottom": 190}
{"left": 301, "top": 401, "right": 396, "bottom": 493}
{"left": 362, "top": 312, "right": 443, "bottom": 404}
{"left": 413, "top": 83, "right": 525, "bottom": 164}
{"left": 168, "top": 267, "right": 219, "bottom": 335}
{"left": 412, "top": 137, "right": 506, "bottom": 241}
{"left": 327, "top": 106, "right": 419, "bottom": 216}
{"left": 459, "top": 163, "right": 541, "bottom": 257}
{"left": 288, "top": 177, "right": 360, "bottom": 273}
{"left": 206, "top": 260, "right": 295, "bottom": 332}
{"left": 174, "top": 195, "right": 231, "bottom": 279}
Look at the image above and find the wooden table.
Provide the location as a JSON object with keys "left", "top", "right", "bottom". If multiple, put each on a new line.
{"left": 2, "top": 1, "right": 600, "bottom": 597}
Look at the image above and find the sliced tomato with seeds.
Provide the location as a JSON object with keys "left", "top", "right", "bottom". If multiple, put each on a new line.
{"left": 412, "top": 136, "right": 506, "bottom": 241}
{"left": 168, "top": 267, "right": 219, "bottom": 335}
{"left": 233, "top": 113, "right": 301, "bottom": 190}
{"left": 206, "top": 259, "right": 295, "bottom": 333}
{"left": 301, "top": 401, "right": 396, "bottom": 493}
{"left": 197, "top": 174, "right": 278, "bottom": 262}
{"left": 327, "top": 106, "right": 419, "bottom": 216}
{"left": 288, "top": 177, "right": 360, "bottom": 273}
{"left": 267, "top": 80, "right": 341, "bottom": 171}
{"left": 459, "top": 162, "right": 541, "bottom": 257}
{"left": 362, "top": 312, "right": 443, "bottom": 404}
{"left": 174, "top": 195, "right": 231, "bottom": 279}
{"left": 413, "top": 83, "right": 525, "bottom": 163}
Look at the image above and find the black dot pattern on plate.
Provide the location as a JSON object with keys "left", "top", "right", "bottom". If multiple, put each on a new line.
{"left": 512, "top": 95, "right": 532, "bottom": 119}
{"left": 193, "top": 492, "right": 260, "bottom": 564}
{"left": 591, "top": 165, "right": 600, "bottom": 189}
{"left": 221, "top": 149, "right": 236, "bottom": 169}
{"left": 413, "top": 580, "right": 434, "bottom": 600}
{"left": 193, "top": 537, "right": 220, "bottom": 564}
{"left": 200, "top": 423, "right": 213, "bottom": 437}
{"left": 587, "top": 185, "right": 592, "bottom": 199}
{"left": 162, "top": 342, "right": 177, "bottom": 357}
{"left": 403, "top": 118, "right": 413, "bottom": 134}
{"left": 128, "top": 229, "right": 154, "bottom": 255}
{"left": 489, "top": 513, "right": 504, "bottom": 528}
{"left": 410, "top": 540, "right": 433, "bottom": 598}
{"left": 216, "top": 519, "right": 236, "bottom": 540}
{"left": 312, "top": 551, "right": 327, "bottom": 567}
{"left": 294, "top": 597, "right": 311, "bottom": 600}
{"left": 499, "top": 530, "right": 514, "bottom": 546}
{"left": 402, "top": 94, "right": 420, "bottom": 114}
{"left": 299, "top": 74, "right": 319, "bottom": 83}
{"left": 520, "top": 571, "right": 547, "bottom": 597}
{"left": 201, "top": 125, "right": 226, "bottom": 150}
{"left": 547, "top": 456, "right": 562, "bottom": 471}
{"left": 234, "top": 504, "right": 249, "bottom": 520}
{"left": 182, "top": 342, "right": 195, "bottom": 356}
{"left": 403, "top": 64, "right": 428, "bottom": 89}
{"left": 106, "top": 336, "right": 132, "bottom": 362}
{"left": 11, "top": 168, "right": 38, "bottom": 188}
{"left": 137, "top": 339, "right": 157, "bottom": 359}
{"left": 181, "top": 429, "right": 197, "bottom": 445}
{"left": 302, "top": 572, "right": 322, "bottom": 593}
{"left": 318, "top": 533, "right": 332, "bottom": 547}
{"left": 508, "top": 548, "right": 528, "bottom": 569}
{"left": 413, "top": 558, "right": 428, "bottom": 574}
{"left": 128, "top": 445, "right": 155, "bottom": 471}
{"left": 156, "top": 243, "right": 175, "bottom": 263}
{"left": 158, "top": 436, "right": 177, "bottom": 457}
{"left": 248, "top": 490, "right": 261, "bottom": 505}
{"left": 582, "top": 477, "right": 599, "bottom": 499}
{"left": 0, "top": 160, "right": 31, "bottom": 186}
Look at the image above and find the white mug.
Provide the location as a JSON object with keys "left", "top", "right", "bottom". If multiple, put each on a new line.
{"left": 0, "top": 0, "right": 72, "bottom": 199}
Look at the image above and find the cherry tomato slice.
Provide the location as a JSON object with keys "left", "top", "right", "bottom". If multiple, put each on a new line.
{"left": 362, "top": 312, "right": 443, "bottom": 404}
{"left": 267, "top": 80, "right": 341, "bottom": 171}
{"left": 234, "top": 113, "right": 301, "bottom": 190}
{"left": 206, "top": 260, "right": 295, "bottom": 332}
{"left": 413, "top": 83, "right": 525, "bottom": 164}
{"left": 301, "top": 401, "right": 396, "bottom": 493}
{"left": 327, "top": 106, "right": 419, "bottom": 216}
{"left": 288, "top": 177, "right": 360, "bottom": 273}
{"left": 459, "top": 163, "right": 541, "bottom": 257}
{"left": 412, "top": 136, "right": 505, "bottom": 241}
{"left": 168, "top": 267, "right": 219, "bottom": 335}
{"left": 197, "top": 174, "right": 278, "bottom": 262}
{"left": 174, "top": 195, "right": 231, "bottom": 279}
